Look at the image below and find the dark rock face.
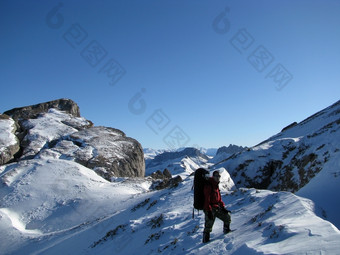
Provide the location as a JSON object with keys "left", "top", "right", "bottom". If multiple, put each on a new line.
{"left": 4, "top": 98, "right": 81, "bottom": 120}
{"left": 66, "top": 126, "right": 145, "bottom": 179}
{"left": 150, "top": 168, "right": 182, "bottom": 190}
{"left": 216, "top": 144, "right": 246, "bottom": 156}
{"left": 0, "top": 115, "right": 20, "bottom": 165}
{"left": 37, "top": 125, "right": 145, "bottom": 180}
{"left": 152, "top": 175, "right": 183, "bottom": 190}
{"left": 151, "top": 168, "right": 172, "bottom": 180}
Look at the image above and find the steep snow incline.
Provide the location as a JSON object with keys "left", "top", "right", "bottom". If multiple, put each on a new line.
{"left": 268, "top": 100, "right": 340, "bottom": 142}
{"left": 296, "top": 152, "right": 340, "bottom": 228}
{"left": 1, "top": 159, "right": 339, "bottom": 255}
{"left": 215, "top": 100, "right": 340, "bottom": 228}
{"left": 0, "top": 159, "right": 151, "bottom": 254}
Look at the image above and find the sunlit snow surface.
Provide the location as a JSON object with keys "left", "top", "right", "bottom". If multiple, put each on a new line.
{"left": 1, "top": 158, "right": 339, "bottom": 255}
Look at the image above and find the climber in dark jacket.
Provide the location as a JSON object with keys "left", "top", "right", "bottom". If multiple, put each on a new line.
{"left": 203, "top": 170, "right": 231, "bottom": 243}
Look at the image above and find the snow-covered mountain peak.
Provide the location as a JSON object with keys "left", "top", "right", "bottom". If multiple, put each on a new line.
{"left": 215, "top": 99, "right": 340, "bottom": 228}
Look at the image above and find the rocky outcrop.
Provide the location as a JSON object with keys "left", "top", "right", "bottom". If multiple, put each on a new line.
{"left": 0, "top": 114, "right": 20, "bottom": 165}
{"left": 151, "top": 168, "right": 172, "bottom": 180}
{"left": 19, "top": 108, "right": 93, "bottom": 160}
{"left": 4, "top": 98, "right": 81, "bottom": 120}
{"left": 39, "top": 126, "right": 145, "bottom": 179}
{"left": 1, "top": 99, "right": 145, "bottom": 179}
{"left": 281, "top": 122, "right": 298, "bottom": 132}
{"left": 151, "top": 175, "right": 183, "bottom": 190}
{"left": 149, "top": 168, "right": 182, "bottom": 190}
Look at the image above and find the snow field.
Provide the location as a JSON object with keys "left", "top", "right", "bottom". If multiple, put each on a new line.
{"left": 1, "top": 158, "right": 340, "bottom": 254}
{"left": 1, "top": 101, "right": 340, "bottom": 254}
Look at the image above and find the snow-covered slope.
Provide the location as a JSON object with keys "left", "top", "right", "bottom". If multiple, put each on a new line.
{"left": 0, "top": 158, "right": 151, "bottom": 254}
{"left": 215, "top": 100, "right": 340, "bottom": 228}
{"left": 1, "top": 159, "right": 339, "bottom": 254}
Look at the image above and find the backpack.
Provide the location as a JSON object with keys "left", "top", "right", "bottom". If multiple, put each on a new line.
{"left": 193, "top": 168, "right": 210, "bottom": 212}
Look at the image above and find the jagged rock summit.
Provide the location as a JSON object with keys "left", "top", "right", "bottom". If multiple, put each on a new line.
{"left": 4, "top": 98, "right": 81, "bottom": 120}
{"left": 209, "top": 144, "right": 246, "bottom": 164}
{"left": 0, "top": 99, "right": 145, "bottom": 179}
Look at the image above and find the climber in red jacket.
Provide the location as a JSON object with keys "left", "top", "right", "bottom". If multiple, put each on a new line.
{"left": 203, "top": 170, "right": 231, "bottom": 243}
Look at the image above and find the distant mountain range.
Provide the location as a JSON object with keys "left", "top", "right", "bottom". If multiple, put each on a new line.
{"left": 143, "top": 147, "right": 219, "bottom": 160}
{"left": 144, "top": 145, "right": 245, "bottom": 178}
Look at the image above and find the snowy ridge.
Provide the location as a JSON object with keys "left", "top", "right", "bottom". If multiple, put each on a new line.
{"left": 1, "top": 159, "right": 339, "bottom": 254}
{"left": 215, "top": 100, "right": 340, "bottom": 228}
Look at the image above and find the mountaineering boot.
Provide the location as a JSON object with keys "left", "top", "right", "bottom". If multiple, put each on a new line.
{"left": 223, "top": 224, "right": 231, "bottom": 234}
{"left": 202, "top": 232, "right": 210, "bottom": 243}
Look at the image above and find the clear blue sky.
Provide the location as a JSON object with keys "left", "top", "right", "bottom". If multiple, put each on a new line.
{"left": 1, "top": 0, "right": 340, "bottom": 150}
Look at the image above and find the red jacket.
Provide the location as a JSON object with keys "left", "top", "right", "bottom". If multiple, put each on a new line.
{"left": 204, "top": 177, "right": 225, "bottom": 211}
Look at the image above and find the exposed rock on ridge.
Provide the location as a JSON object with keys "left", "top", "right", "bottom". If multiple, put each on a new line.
{"left": 216, "top": 144, "right": 246, "bottom": 155}
{"left": 0, "top": 114, "right": 20, "bottom": 165}
{"left": 39, "top": 126, "right": 145, "bottom": 179}
{"left": 209, "top": 144, "right": 246, "bottom": 164}
{"left": 4, "top": 98, "right": 81, "bottom": 120}
{"left": 0, "top": 99, "right": 145, "bottom": 179}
